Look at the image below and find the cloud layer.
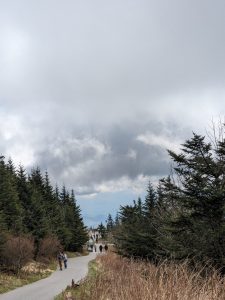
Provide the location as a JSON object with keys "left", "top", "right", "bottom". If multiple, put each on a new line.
{"left": 1, "top": 1, "right": 225, "bottom": 209}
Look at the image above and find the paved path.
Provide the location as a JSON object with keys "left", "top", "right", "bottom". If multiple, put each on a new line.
{"left": 0, "top": 252, "right": 97, "bottom": 300}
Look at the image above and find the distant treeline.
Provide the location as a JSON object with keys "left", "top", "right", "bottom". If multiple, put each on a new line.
{"left": 108, "top": 129, "right": 225, "bottom": 271}
{"left": 0, "top": 156, "right": 87, "bottom": 271}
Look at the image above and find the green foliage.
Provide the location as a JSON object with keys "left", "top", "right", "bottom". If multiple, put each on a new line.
{"left": 113, "top": 129, "right": 225, "bottom": 270}
{"left": 0, "top": 156, "right": 88, "bottom": 271}
{"left": 0, "top": 157, "right": 23, "bottom": 233}
{"left": 106, "top": 214, "right": 114, "bottom": 231}
{"left": 166, "top": 133, "right": 225, "bottom": 267}
{"left": 63, "top": 190, "right": 88, "bottom": 251}
{"left": 98, "top": 222, "right": 107, "bottom": 239}
{"left": 114, "top": 194, "right": 161, "bottom": 260}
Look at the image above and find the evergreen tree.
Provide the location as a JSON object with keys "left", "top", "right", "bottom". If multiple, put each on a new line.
{"left": 106, "top": 214, "right": 114, "bottom": 231}
{"left": 28, "top": 168, "right": 50, "bottom": 255}
{"left": 71, "top": 190, "right": 88, "bottom": 247}
{"left": 60, "top": 187, "right": 87, "bottom": 251}
{"left": 16, "top": 165, "right": 31, "bottom": 231}
{"left": 114, "top": 213, "right": 120, "bottom": 226}
{"left": 6, "top": 158, "right": 16, "bottom": 177}
{"left": 165, "top": 133, "right": 225, "bottom": 267}
{"left": 0, "top": 156, "right": 23, "bottom": 233}
{"left": 140, "top": 182, "right": 161, "bottom": 260}
{"left": 114, "top": 200, "right": 148, "bottom": 258}
{"left": 43, "top": 171, "right": 63, "bottom": 235}
{"left": 98, "top": 222, "right": 107, "bottom": 239}
{"left": 0, "top": 155, "right": 88, "bottom": 266}
{"left": 143, "top": 181, "right": 157, "bottom": 216}
{"left": 59, "top": 186, "right": 73, "bottom": 247}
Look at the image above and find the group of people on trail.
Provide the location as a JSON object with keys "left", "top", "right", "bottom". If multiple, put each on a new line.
{"left": 99, "top": 244, "right": 108, "bottom": 253}
{"left": 89, "top": 243, "right": 109, "bottom": 253}
{"left": 58, "top": 244, "right": 109, "bottom": 270}
{"left": 57, "top": 251, "right": 68, "bottom": 271}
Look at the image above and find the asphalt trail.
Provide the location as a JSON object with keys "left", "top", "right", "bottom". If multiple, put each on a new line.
{"left": 0, "top": 252, "right": 97, "bottom": 300}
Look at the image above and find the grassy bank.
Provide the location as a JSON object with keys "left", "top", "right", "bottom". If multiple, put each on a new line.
{"left": 0, "top": 250, "right": 89, "bottom": 294}
{"left": 0, "top": 260, "right": 56, "bottom": 294}
{"left": 56, "top": 253, "right": 225, "bottom": 300}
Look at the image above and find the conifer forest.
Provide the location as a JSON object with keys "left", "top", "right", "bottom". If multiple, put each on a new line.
{"left": 0, "top": 156, "right": 88, "bottom": 272}
{"left": 110, "top": 130, "right": 225, "bottom": 271}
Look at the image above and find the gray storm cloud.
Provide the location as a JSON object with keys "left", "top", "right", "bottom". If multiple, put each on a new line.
{"left": 33, "top": 121, "right": 188, "bottom": 195}
{"left": 0, "top": 0, "right": 225, "bottom": 197}
{"left": 1, "top": 0, "right": 225, "bottom": 114}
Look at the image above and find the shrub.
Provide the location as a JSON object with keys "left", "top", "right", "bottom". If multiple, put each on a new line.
{"left": 1, "top": 234, "right": 34, "bottom": 273}
{"left": 36, "top": 235, "right": 62, "bottom": 263}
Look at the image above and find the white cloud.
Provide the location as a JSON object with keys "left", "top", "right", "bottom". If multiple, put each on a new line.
{"left": 127, "top": 149, "right": 137, "bottom": 159}
{"left": 51, "top": 137, "right": 109, "bottom": 160}
{"left": 79, "top": 174, "right": 161, "bottom": 197}
{"left": 1, "top": 0, "right": 225, "bottom": 226}
{"left": 137, "top": 132, "right": 182, "bottom": 153}
{"left": 0, "top": 113, "right": 35, "bottom": 166}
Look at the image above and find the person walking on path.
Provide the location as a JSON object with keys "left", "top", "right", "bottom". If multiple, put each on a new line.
{"left": 62, "top": 252, "right": 68, "bottom": 269}
{"left": 0, "top": 252, "right": 97, "bottom": 300}
{"left": 99, "top": 244, "right": 103, "bottom": 253}
{"left": 104, "top": 244, "right": 108, "bottom": 252}
{"left": 57, "top": 252, "right": 63, "bottom": 271}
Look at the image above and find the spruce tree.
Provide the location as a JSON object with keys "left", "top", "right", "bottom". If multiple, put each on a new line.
{"left": 106, "top": 214, "right": 114, "bottom": 232}
{"left": 98, "top": 222, "right": 107, "bottom": 239}
{"left": 143, "top": 181, "right": 157, "bottom": 216}
{"left": 114, "top": 200, "right": 147, "bottom": 258}
{"left": 140, "top": 182, "right": 160, "bottom": 260}
{"left": 28, "top": 168, "right": 50, "bottom": 255}
{"left": 59, "top": 187, "right": 87, "bottom": 251}
{"left": 16, "top": 165, "right": 31, "bottom": 232}
{"left": 0, "top": 156, "right": 88, "bottom": 258}
{"left": 68, "top": 190, "right": 87, "bottom": 251}
{"left": 165, "top": 133, "right": 225, "bottom": 267}
{"left": 43, "top": 172, "right": 64, "bottom": 235}
{"left": 0, "top": 156, "right": 23, "bottom": 233}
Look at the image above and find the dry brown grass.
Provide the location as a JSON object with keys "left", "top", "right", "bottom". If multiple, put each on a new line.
{"left": 0, "top": 260, "right": 56, "bottom": 294}
{"left": 21, "top": 261, "right": 55, "bottom": 275}
{"left": 74, "top": 253, "right": 225, "bottom": 300}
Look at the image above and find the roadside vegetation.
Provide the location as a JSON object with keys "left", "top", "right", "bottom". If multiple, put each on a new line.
{"left": 83, "top": 124, "right": 225, "bottom": 299}
{"left": 0, "top": 261, "right": 56, "bottom": 294}
{"left": 0, "top": 249, "right": 89, "bottom": 294}
{"left": 103, "top": 124, "right": 225, "bottom": 273}
{"left": 0, "top": 155, "right": 88, "bottom": 293}
{"left": 55, "top": 252, "right": 225, "bottom": 300}
{"left": 0, "top": 234, "right": 59, "bottom": 293}
{"left": 3, "top": 123, "right": 225, "bottom": 298}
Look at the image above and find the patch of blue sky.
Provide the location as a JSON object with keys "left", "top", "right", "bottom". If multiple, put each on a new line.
{"left": 77, "top": 189, "right": 146, "bottom": 227}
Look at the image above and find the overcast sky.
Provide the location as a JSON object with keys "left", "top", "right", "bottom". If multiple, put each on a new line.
{"left": 1, "top": 0, "right": 225, "bottom": 226}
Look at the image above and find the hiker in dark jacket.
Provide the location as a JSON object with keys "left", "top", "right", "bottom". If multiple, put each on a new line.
{"left": 57, "top": 252, "right": 63, "bottom": 271}
{"left": 62, "top": 252, "right": 68, "bottom": 269}
{"left": 99, "top": 244, "right": 103, "bottom": 253}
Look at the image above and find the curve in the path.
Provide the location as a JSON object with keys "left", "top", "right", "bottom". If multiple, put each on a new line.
{"left": 0, "top": 252, "right": 97, "bottom": 300}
